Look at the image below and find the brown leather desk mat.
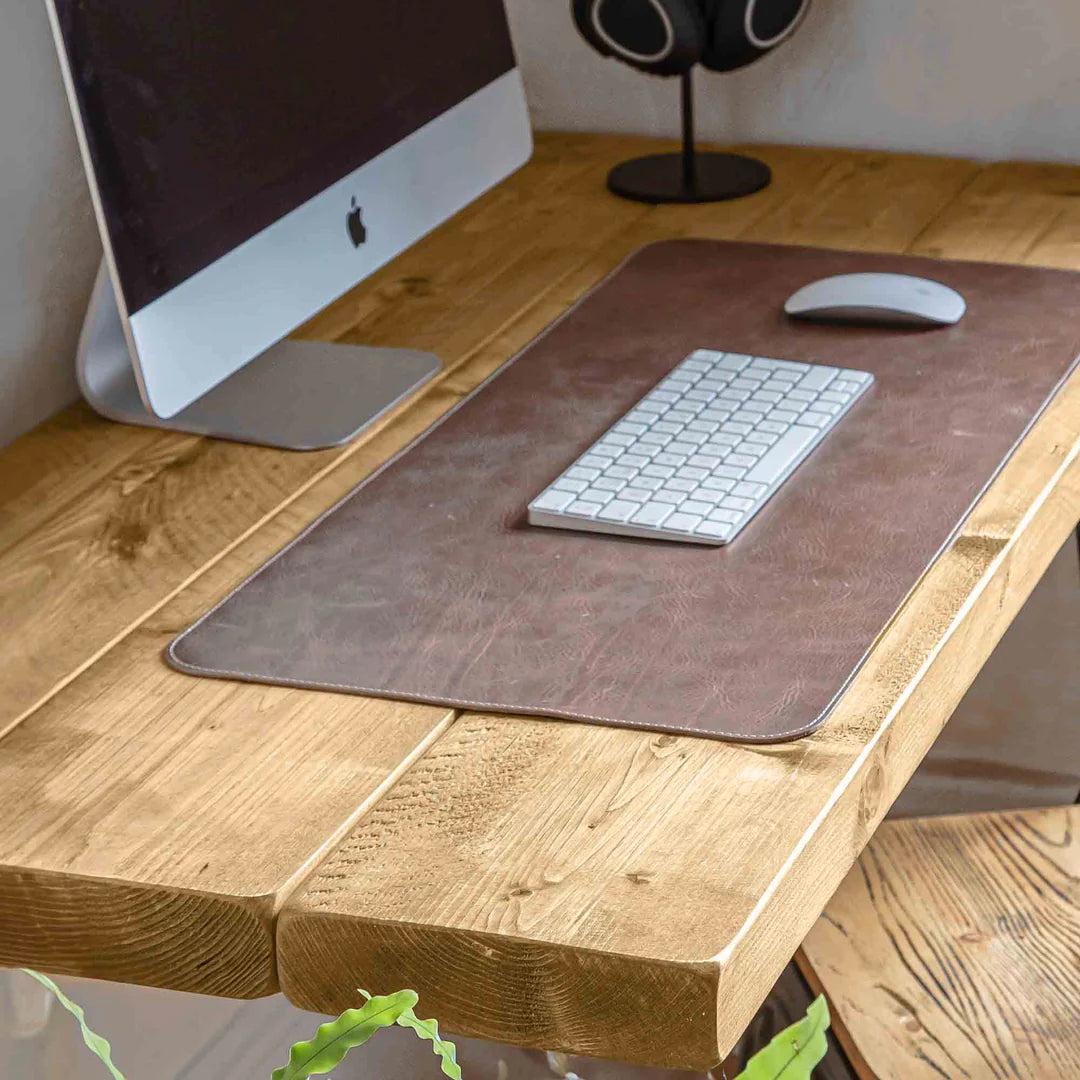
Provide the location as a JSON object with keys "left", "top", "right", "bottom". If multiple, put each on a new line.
{"left": 169, "top": 241, "right": 1080, "bottom": 742}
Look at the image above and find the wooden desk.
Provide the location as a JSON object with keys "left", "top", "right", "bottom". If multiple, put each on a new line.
{"left": 1, "top": 135, "right": 1078, "bottom": 1069}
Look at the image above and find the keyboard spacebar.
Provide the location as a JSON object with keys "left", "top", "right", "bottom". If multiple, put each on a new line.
{"left": 745, "top": 425, "right": 819, "bottom": 485}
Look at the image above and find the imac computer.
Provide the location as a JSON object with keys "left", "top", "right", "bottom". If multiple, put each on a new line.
{"left": 46, "top": 0, "right": 532, "bottom": 448}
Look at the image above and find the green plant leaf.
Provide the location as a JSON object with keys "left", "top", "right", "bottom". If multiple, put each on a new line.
{"left": 735, "top": 995, "right": 830, "bottom": 1080}
{"left": 19, "top": 969, "right": 126, "bottom": 1080}
{"left": 270, "top": 989, "right": 419, "bottom": 1080}
{"left": 396, "top": 1005, "right": 462, "bottom": 1079}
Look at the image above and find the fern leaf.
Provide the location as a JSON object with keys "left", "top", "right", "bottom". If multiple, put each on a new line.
{"left": 270, "top": 989, "right": 418, "bottom": 1080}
{"left": 735, "top": 995, "right": 830, "bottom": 1080}
{"left": 396, "top": 1006, "right": 462, "bottom": 1079}
{"left": 19, "top": 969, "right": 126, "bottom": 1080}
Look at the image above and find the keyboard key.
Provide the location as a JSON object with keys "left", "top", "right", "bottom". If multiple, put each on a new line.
{"left": 664, "top": 512, "right": 702, "bottom": 532}
{"left": 767, "top": 409, "right": 801, "bottom": 424}
{"left": 653, "top": 420, "right": 682, "bottom": 435}
{"left": 566, "top": 500, "right": 602, "bottom": 517}
{"left": 797, "top": 365, "right": 839, "bottom": 392}
{"left": 665, "top": 409, "right": 695, "bottom": 424}
{"left": 631, "top": 502, "right": 675, "bottom": 528}
{"left": 592, "top": 476, "right": 626, "bottom": 492}
{"left": 668, "top": 440, "right": 700, "bottom": 455}
{"left": 566, "top": 466, "right": 601, "bottom": 482}
{"left": 707, "top": 433, "right": 741, "bottom": 449}
{"left": 752, "top": 390, "right": 783, "bottom": 405}
{"left": 579, "top": 453, "right": 613, "bottom": 469}
{"left": 745, "top": 431, "right": 777, "bottom": 446}
{"left": 653, "top": 489, "right": 684, "bottom": 505}
{"left": 678, "top": 466, "right": 709, "bottom": 481}
{"left": 713, "top": 464, "right": 746, "bottom": 480}
{"left": 756, "top": 419, "right": 788, "bottom": 435}
{"left": 603, "top": 432, "right": 636, "bottom": 447}
{"left": 605, "top": 464, "right": 637, "bottom": 479}
{"left": 654, "top": 452, "right": 686, "bottom": 468}
{"left": 700, "top": 476, "right": 735, "bottom": 493}
{"left": 688, "top": 453, "right": 722, "bottom": 468}
{"left": 745, "top": 424, "right": 818, "bottom": 484}
{"left": 553, "top": 477, "right": 589, "bottom": 493}
{"left": 708, "top": 508, "right": 742, "bottom": 524}
{"left": 800, "top": 411, "right": 832, "bottom": 428}
{"left": 639, "top": 431, "right": 671, "bottom": 447}
{"left": 676, "top": 432, "right": 708, "bottom": 447}
{"left": 725, "top": 453, "right": 757, "bottom": 468}
{"left": 732, "top": 481, "right": 768, "bottom": 499}
{"left": 819, "top": 391, "right": 849, "bottom": 405}
{"left": 621, "top": 487, "right": 653, "bottom": 503}
{"left": 618, "top": 453, "right": 649, "bottom": 469}
{"left": 665, "top": 477, "right": 698, "bottom": 493}
{"left": 642, "top": 463, "right": 675, "bottom": 479}
{"left": 615, "top": 421, "right": 647, "bottom": 436}
{"left": 680, "top": 500, "right": 713, "bottom": 517}
{"left": 597, "top": 500, "right": 639, "bottom": 522}
{"left": 582, "top": 487, "right": 614, "bottom": 505}
{"left": 787, "top": 388, "right": 817, "bottom": 402}
{"left": 695, "top": 520, "right": 733, "bottom": 541}
{"left": 533, "top": 489, "right": 576, "bottom": 512}
{"left": 720, "top": 421, "right": 753, "bottom": 436}
{"left": 720, "top": 496, "right": 754, "bottom": 512}
{"left": 634, "top": 474, "right": 664, "bottom": 490}
{"left": 715, "top": 353, "right": 751, "bottom": 372}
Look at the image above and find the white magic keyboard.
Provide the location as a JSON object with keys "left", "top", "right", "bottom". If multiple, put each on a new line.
{"left": 528, "top": 350, "right": 873, "bottom": 545}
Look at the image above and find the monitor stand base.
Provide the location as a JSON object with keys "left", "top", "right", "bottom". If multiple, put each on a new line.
{"left": 76, "top": 264, "right": 441, "bottom": 451}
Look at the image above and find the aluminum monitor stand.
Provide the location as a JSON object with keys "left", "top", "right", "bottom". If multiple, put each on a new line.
{"left": 77, "top": 263, "right": 441, "bottom": 450}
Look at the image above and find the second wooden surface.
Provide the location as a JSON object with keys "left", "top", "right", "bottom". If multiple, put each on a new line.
{"left": 800, "top": 806, "right": 1080, "bottom": 1079}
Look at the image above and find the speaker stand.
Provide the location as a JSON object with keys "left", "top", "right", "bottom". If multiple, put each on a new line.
{"left": 76, "top": 262, "right": 441, "bottom": 451}
{"left": 607, "top": 69, "right": 771, "bottom": 204}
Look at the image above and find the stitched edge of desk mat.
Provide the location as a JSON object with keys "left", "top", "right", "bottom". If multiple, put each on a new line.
{"left": 168, "top": 240, "right": 1080, "bottom": 743}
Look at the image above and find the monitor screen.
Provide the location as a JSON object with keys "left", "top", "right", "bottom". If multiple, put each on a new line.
{"left": 55, "top": 0, "right": 516, "bottom": 314}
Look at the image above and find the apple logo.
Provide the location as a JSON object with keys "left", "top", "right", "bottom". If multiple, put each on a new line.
{"left": 347, "top": 197, "right": 367, "bottom": 247}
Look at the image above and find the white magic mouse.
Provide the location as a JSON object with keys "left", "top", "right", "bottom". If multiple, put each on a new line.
{"left": 784, "top": 272, "right": 966, "bottom": 329}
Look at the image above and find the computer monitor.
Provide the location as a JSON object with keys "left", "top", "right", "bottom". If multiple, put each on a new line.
{"left": 46, "top": 0, "right": 532, "bottom": 448}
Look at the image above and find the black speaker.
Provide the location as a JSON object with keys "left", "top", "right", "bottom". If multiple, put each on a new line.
{"left": 572, "top": 0, "right": 811, "bottom": 203}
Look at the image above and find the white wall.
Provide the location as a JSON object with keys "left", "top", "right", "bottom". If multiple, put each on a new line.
{"left": 504, "top": 0, "right": 1080, "bottom": 162}
{"left": 1, "top": 0, "right": 100, "bottom": 447}
{"left": 4, "top": 0, "right": 1080, "bottom": 447}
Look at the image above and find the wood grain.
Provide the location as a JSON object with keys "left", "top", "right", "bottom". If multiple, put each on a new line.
{"left": 799, "top": 806, "right": 1080, "bottom": 1079}
{"left": 276, "top": 156, "right": 1080, "bottom": 1067}
{"left": 0, "top": 141, "right": 1076, "bottom": 1060}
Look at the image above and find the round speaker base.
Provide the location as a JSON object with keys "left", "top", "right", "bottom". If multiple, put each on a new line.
{"left": 607, "top": 152, "right": 771, "bottom": 204}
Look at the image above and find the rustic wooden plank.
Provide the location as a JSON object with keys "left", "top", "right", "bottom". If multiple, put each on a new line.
{"left": 912, "top": 160, "right": 1080, "bottom": 268}
{"left": 0, "top": 139, "right": 855, "bottom": 994}
{"left": 277, "top": 151, "right": 1080, "bottom": 1070}
{"left": 798, "top": 806, "right": 1080, "bottom": 1079}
